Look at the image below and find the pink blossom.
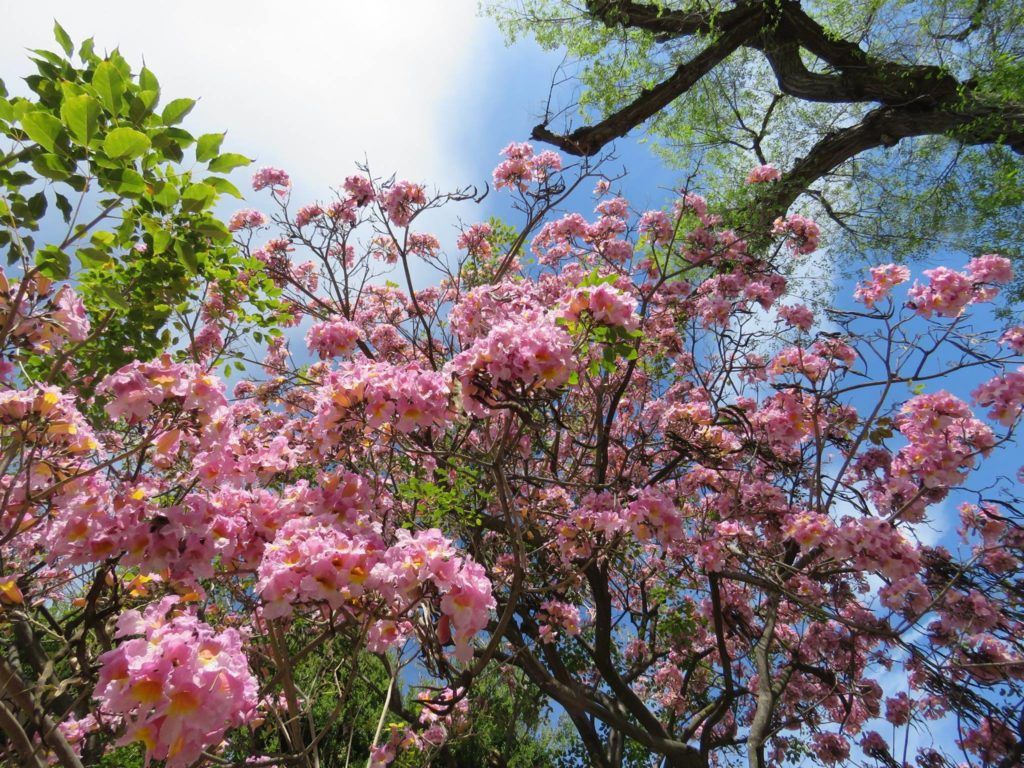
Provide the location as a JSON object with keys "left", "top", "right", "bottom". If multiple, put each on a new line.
{"left": 965, "top": 253, "right": 1013, "bottom": 284}
{"left": 853, "top": 263, "right": 910, "bottom": 307}
{"left": 94, "top": 599, "right": 258, "bottom": 768}
{"left": 251, "top": 166, "right": 291, "bottom": 193}
{"left": 771, "top": 214, "right": 820, "bottom": 254}
{"left": 382, "top": 180, "right": 426, "bottom": 227}
{"left": 447, "top": 311, "right": 574, "bottom": 417}
{"left": 53, "top": 285, "right": 90, "bottom": 342}
{"left": 343, "top": 174, "right": 375, "bottom": 206}
{"left": 907, "top": 266, "right": 975, "bottom": 317}
{"left": 228, "top": 208, "right": 269, "bottom": 232}
{"left": 457, "top": 223, "right": 493, "bottom": 259}
{"left": 561, "top": 283, "right": 639, "bottom": 330}
{"left": 305, "top": 318, "right": 362, "bottom": 359}
{"left": 972, "top": 368, "right": 1024, "bottom": 425}
{"left": 777, "top": 303, "right": 814, "bottom": 331}
{"left": 1000, "top": 326, "right": 1024, "bottom": 354}
{"left": 745, "top": 163, "right": 781, "bottom": 183}
{"left": 638, "top": 210, "right": 674, "bottom": 245}
{"left": 537, "top": 599, "right": 583, "bottom": 641}
{"left": 294, "top": 203, "right": 324, "bottom": 228}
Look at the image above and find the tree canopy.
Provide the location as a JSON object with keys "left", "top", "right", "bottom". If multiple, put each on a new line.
{"left": 488, "top": 0, "right": 1024, "bottom": 288}
{"left": 1, "top": 20, "right": 1023, "bottom": 768}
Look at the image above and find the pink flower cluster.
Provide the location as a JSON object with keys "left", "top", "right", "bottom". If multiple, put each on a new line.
{"left": 853, "top": 263, "right": 911, "bottom": 307}
{"left": 625, "top": 486, "right": 684, "bottom": 544}
{"left": 0, "top": 385, "right": 99, "bottom": 458}
{"left": 457, "top": 222, "right": 493, "bottom": 259}
{"left": 907, "top": 255, "right": 1012, "bottom": 318}
{"left": 537, "top": 599, "right": 583, "bottom": 642}
{"left": 638, "top": 210, "right": 674, "bottom": 245}
{"left": 886, "top": 391, "right": 995, "bottom": 508}
{"left": 94, "top": 597, "right": 258, "bottom": 768}
{"left": 829, "top": 517, "right": 920, "bottom": 580}
{"left": 53, "top": 285, "right": 90, "bottom": 342}
{"left": 768, "top": 340, "right": 852, "bottom": 382}
{"left": 745, "top": 163, "right": 781, "bottom": 183}
{"left": 561, "top": 283, "right": 639, "bottom": 330}
{"left": 228, "top": 208, "right": 269, "bottom": 232}
{"left": 382, "top": 180, "right": 426, "bottom": 227}
{"left": 344, "top": 175, "right": 376, "bottom": 206}
{"left": 251, "top": 166, "right": 291, "bottom": 193}
{"left": 258, "top": 524, "right": 494, "bottom": 662}
{"left": 448, "top": 312, "right": 575, "bottom": 417}
{"left": 972, "top": 368, "right": 1024, "bottom": 426}
{"left": 1001, "top": 326, "right": 1024, "bottom": 354}
{"left": 97, "top": 356, "right": 227, "bottom": 423}
{"left": 257, "top": 514, "right": 384, "bottom": 619}
{"left": 771, "top": 214, "right": 821, "bottom": 254}
{"left": 305, "top": 318, "right": 362, "bottom": 359}
{"left": 492, "top": 142, "right": 562, "bottom": 190}
{"left": 313, "top": 360, "right": 451, "bottom": 438}
{"left": 777, "top": 303, "right": 814, "bottom": 331}
{"left": 294, "top": 203, "right": 324, "bottom": 228}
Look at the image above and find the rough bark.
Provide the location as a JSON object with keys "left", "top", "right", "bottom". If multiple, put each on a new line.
{"left": 531, "top": 0, "right": 1024, "bottom": 226}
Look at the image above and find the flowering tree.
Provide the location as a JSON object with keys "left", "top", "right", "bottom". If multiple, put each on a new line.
{"left": 2, "top": 36, "right": 1024, "bottom": 768}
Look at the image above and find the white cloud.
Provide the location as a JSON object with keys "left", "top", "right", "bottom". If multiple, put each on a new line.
{"left": 1, "top": 0, "right": 491, "bottom": 194}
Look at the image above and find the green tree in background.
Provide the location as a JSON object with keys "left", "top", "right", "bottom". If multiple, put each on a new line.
{"left": 487, "top": 0, "right": 1024, "bottom": 289}
{"left": 0, "top": 21, "right": 283, "bottom": 381}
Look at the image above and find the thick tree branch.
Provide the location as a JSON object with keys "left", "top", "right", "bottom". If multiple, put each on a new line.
{"left": 746, "top": 100, "right": 1024, "bottom": 233}
{"left": 532, "top": 4, "right": 766, "bottom": 155}
{"left": 531, "top": 0, "right": 1024, "bottom": 220}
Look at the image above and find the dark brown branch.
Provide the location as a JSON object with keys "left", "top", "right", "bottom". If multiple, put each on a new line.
{"left": 530, "top": 0, "right": 1024, "bottom": 216}
{"left": 532, "top": 4, "right": 767, "bottom": 155}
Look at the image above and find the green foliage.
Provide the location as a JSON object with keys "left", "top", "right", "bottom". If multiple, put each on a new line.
{"left": 487, "top": 0, "right": 1024, "bottom": 292}
{"left": 397, "top": 459, "right": 493, "bottom": 529}
{"left": 0, "top": 26, "right": 283, "bottom": 378}
{"left": 416, "top": 668, "right": 560, "bottom": 768}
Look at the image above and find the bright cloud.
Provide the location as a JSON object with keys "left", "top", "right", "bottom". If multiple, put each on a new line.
{"left": 2, "top": 1, "right": 492, "bottom": 194}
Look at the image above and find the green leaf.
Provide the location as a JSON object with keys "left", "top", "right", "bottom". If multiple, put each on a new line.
{"left": 54, "top": 192, "right": 73, "bottom": 222}
{"left": 27, "top": 191, "right": 47, "bottom": 219}
{"left": 111, "top": 168, "right": 146, "bottom": 196}
{"left": 196, "top": 219, "right": 230, "bottom": 241}
{"left": 195, "top": 132, "right": 224, "bottom": 162}
{"left": 161, "top": 97, "right": 195, "bottom": 126}
{"left": 207, "top": 152, "right": 251, "bottom": 173}
{"left": 31, "top": 152, "right": 70, "bottom": 180}
{"left": 103, "top": 126, "right": 151, "bottom": 159}
{"left": 151, "top": 229, "right": 171, "bottom": 254}
{"left": 76, "top": 246, "right": 110, "bottom": 268}
{"left": 36, "top": 245, "right": 70, "bottom": 280}
{"left": 79, "top": 38, "right": 96, "bottom": 63}
{"left": 60, "top": 93, "right": 100, "bottom": 145}
{"left": 53, "top": 20, "right": 73, "bottom": 56}
{"left": 91, "top": 60, "right": 125, "bottom": 113}
{"left": 152, "top": 181, "right": 180, "bottom": 208}
{"left": 181, "top": 182, "right": 216, "bottom": 212}
{"left": 175, "top": 240, "right": 199, "bottom": 274}
{"left": 139, "top": 66, "right": 160, "bottom": 94}
{"left": 205, "top": 176, "right": 243, "bottom": 198}
{"left": 20, "top": 110, "right": 63, "bottom": 152}
{"left": 129, "top": 90, "right": 160, "bottom": 122}
{"left": 99, "top": 284, "right": 129, "bottom": 310}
